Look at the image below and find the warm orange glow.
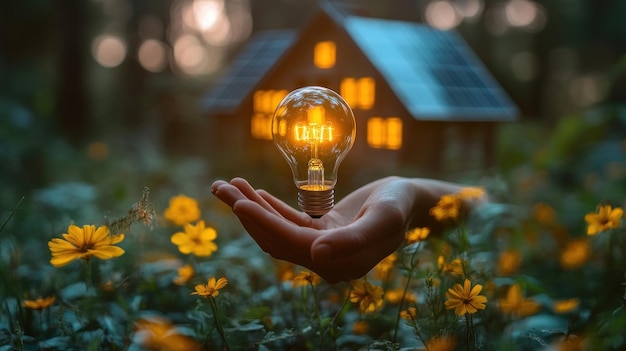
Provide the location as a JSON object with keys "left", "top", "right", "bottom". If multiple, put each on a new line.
{"left": 357, "top": 77, "right": 375, "bottom": 109}
{"left": 307, "top": 106, "right": 325, "bottom": 125}
{"left": 367, "top": 117, "right": 403, "bottom": 149}
{"left": 294, "top": 123, "right": 333, "bottom": 143}
{"left": 340, "top": 78, "right": 357, "bottom": 108}
{"left": 386, "top": 117, "right": 403, "bottom": 150}
{"left": 367, "top": 117, "right": 385, "bottom": 148}
{"left": 314, "top": 41, "right": 336, "bottom": 69}
{"left": 252, "top": 90, "right": 288, "bottom": 140}
{"left": 341, "top": 77, "right": 375, "bottom": 109}
{"left": 87, "top": 141, "right": 109, "bottom": 161}
{"left": 251, "top": 113, "right": 272, "bottom": 140}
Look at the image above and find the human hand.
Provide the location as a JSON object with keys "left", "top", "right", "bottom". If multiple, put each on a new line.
{"left": 211, "top": 177, "right": 463, "bottom": 283}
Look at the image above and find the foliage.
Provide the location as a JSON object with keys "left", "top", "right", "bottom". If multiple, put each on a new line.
{"left": 1, "top": 104, "right": 626, "bottom": 350}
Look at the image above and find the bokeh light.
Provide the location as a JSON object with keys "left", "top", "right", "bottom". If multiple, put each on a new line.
{"left": 138, "top": 39, "right": 168, "bottom": 72}
{"left": 192, "top": 0, "right": 224, "bottom": 31}
{"left": 425, "top": 0, "right": 462, "bottom": 30}
{"left": 505, "top": 0, "right": 537, "bottom": 27}
{"left": 505, "top": 0, "right": 546, "bottom": 32}
{"left": 167, "top": 0, "right": 251, "bottom": 76}
{"left": 173, "top": 34, "right": 221, "bottom": 75}
{"left": 200, "top": 11, "right": 232, "bottom": 46}
{"left": 455, "top": 0, "right": 484, "bottom": 22}
{"left": 569, "top": 73, "right": 608, "bottom": 107}
{"left": 92, "top": 34, "right": 127, "bottom": 68}
{"left": 87, "top": 141, "right": 109, "bottom": 161}
{"left": 511, "top": 51, "right": 539, "bottom": 82}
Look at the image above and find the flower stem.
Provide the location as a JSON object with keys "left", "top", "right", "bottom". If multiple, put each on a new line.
{"left": 393, "top": 244, "right": 420, "bottom": 344}
{"left": 84, "top": 259, "right": 94, "bottom": 293}
{"left": 465, "top": 313, "right": 476, "bottom": 351}
{"left": 208, "top": 296, "right": 230, "bottom": 351}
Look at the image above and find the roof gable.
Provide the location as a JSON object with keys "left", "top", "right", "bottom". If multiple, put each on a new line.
{"left": 201, "top": 29, "right": 296, "bottom": 114}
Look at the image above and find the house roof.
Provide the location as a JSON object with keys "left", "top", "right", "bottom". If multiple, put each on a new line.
{"left": 203, "top": 6, "right": 518, "bottom": 121}
{"left": 344, "top": 16, "right": 518, "bottom": 121}
{"left": 201, "top": 29, "right": 296, "bottom": 114}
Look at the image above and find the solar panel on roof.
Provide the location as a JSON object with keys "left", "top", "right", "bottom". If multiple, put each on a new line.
{"left": 344, "top": 16, "right": 517, "bottom": 121}
{"left": 202, "top": 30, "right": 296, "bottom": 113}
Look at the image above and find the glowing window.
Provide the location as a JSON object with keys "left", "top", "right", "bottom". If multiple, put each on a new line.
{"left": 367, "top": 117, "right": 385, "bottom": 148}
{"left": 386, "top": 117, "right": 403, "bottom": 150}
{"left": 367, "top": 117, "right": 403, "bottom": 150}
{"left": 251, "top": 90, "right": 288, "bottom": 140}
{"left": 357, "top": 77, "right": 375, "bottom": 109}
{"left": 314, "top": 41, "right": 336, "bottom": 69}
{"left": 340, "top": 78, "right": 357, "bottom": 108}
{"left": 340, "top": 77, "right": 375, "bottom": 110}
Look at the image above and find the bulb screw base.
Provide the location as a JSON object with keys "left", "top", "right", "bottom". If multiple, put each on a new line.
{"left": 298, "top": 188, "right": 334, "bottom": 218}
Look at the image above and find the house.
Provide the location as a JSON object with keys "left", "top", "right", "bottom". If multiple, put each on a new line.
{"left": 202, "top": 2, "right": 518, "bottom": 184}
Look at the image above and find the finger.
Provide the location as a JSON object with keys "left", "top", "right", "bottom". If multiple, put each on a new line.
{"left": 230, "top": 178, "right": 282, "bottom": 217}
{"left": 234, "top": 203, "right": 318, "bottom": 267}
{"left": 256, "top": 189, "right": 314, "bottom": 227}
{"left": 211, "top": 181, "right": 249, "bottom": 208}
{"left": 233, "top": 199, "right": 318, "bottom": 255}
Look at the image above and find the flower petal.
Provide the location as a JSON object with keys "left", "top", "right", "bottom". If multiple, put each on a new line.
{"left": 50, "top": 252, "right": 81, "bottom": 267}
{"left": 88, "top": 246, "right": 125, "bottom": 260}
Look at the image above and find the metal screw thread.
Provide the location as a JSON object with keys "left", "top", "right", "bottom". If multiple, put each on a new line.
{"left": 298, "top": 188, "right": 334, "bottom": 218}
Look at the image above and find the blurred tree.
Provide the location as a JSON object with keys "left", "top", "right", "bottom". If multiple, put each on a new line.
{"left": 57, "top": 0, "right": 87, "bottom": 146}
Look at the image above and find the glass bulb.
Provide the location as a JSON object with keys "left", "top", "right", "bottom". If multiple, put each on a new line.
{"left": 272, "top": 86, "right": 356, "bottom": 217}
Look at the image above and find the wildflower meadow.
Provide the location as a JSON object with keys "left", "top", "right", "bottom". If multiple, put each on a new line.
{"left": 1, "top": 111, "right": 626, "bottom": 351}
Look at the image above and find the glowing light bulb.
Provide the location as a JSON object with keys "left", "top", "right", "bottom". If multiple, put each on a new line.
{"left": 272, "top": 86, "right": 356, "bottom": 217}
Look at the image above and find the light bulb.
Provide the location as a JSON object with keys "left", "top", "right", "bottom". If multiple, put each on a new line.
{"left": 272, "top": 86, "right": 356, "bottom": 217}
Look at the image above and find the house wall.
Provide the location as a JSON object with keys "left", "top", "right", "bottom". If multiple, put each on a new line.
{"left": 222, "top": 13, "right": 502, "bottom": 186}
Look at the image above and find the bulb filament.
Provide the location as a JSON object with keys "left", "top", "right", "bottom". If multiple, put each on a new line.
{"left": 294, "top": 122, "right": 333, "bottom": 191}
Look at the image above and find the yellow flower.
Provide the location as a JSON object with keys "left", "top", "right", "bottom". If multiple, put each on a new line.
{"left": 584, "top": 204, "right": 623, "bottom": 235}
{"left": 425, "top": 335, "right": 457, "bottom": 351}
{"left": 533, "top": 203, "right": 557, "bottom": 227}
{"left": 352, "top": 320, "right": 369, "bottom": 335}
{"left": 437, "top": 256, "right": 464, "bottom": 276}
{"left": 164, "top": 194, "right": 201, "bottom": 226}
{"left": 292, "top": 270, "right": 321, "bottom": 287}
{"left": 457, "top": 187, "right": 486, "bottom": 201}
{"left": 48, "top": 225, "right": 125, "bottom": 267}
{"left": 444, "top": 279, "right": 487, "bottom": 316}
{"left": 173, "top": 264, "right": 195, "bottom": 286}
{"left": 385, "top": 288, "right": 417, "bottom": 305}
{"left": 498, "top": 284, "right": 541, "bottom": 317}
{"left": 192, "top": 277, "right": 228, "bottom": 298}
{"left": 553, "top": 298, "right": 580, "bottom": 314}
{"left": 429, "top": 194, "right": 462, "bottom": 222}
{"left": 400, "top": 306, "right": 417, "bottom": 320}
{"left": 406, "top": 227, "right": 430, "bottom": 244}
{"left": 171, "top": 220, "right": 218, "bottom": 257}
{"left": 497, "top": 249, "right": 522, "bottom": 276}
{"left": 560, "top": 238, "right": 590, "bottom": 270}
{"left": 276, "top": 261, "right": 296, "bottom": 282}
{"left": 554, "top": 335, "right": 585, "bottom": 351}
{"left": 22, "top": 296, "right": 56, "bottom": 310}
{"left": 373, "top": 252, "right": 397, "bottom": 280}
{"left": 350, "top": 280, "right": 384, "bottom": 313}
{"left": 134, "top": 316, "right": 201, "bottom": 351}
